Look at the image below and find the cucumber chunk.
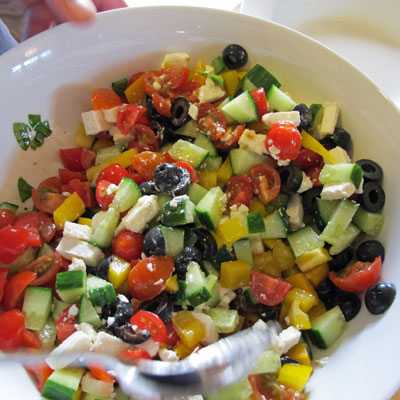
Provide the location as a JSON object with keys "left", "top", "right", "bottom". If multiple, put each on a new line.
{"left": 319, "top": 163, "right": 363, "bottom": 188}
{"left": 252, "top": 349, "right": 281, "bottom": 374}
{"left": 205, "top": 377, "right": 253, "bottom": 400}
{"left": 267, "top": 84, "right": 296, "bottom": 112}
{"left": 201, "top": 260, "right": 220, "bottom": 277}
{"left": 287, "top": 225, "right": 323, "bottom": 258}
{"left": 187, "top": 183, "right": 208, "bottom": 204}
{"left": 38, "top": 316, "right": 57, "bottom": 349}
{"left": 78, "top": 295, "right": 102, "bottom": 328}
{"left": 237, "top": 64, "right": 280, "bottom": 95}
{"left": 168, "top": 139, "right": 209, "bottom": 169}
{"left": 206, "top": 308, "right": 239, "bottom": 333}
{"left": 314, "top": 199, "right": 339, "bottom": 227}
{"left": 41, "top": 367, "right": 85, "bottom": 400}
{"left": 56, "top": 270, "right": 87, "bottom": 303}
{"left": 233, "top": 238, "right": 254, "bottom": 267}
{"left": 201, "top": 155, "right": 223, "bottom": 172}
{"left": 175, "top": 119, "right": 200, "bottom": 138}
{"left": 205, "top": 274, "right": 220, "bottom": 307}
{"left": 159, "top": 226, "right": 185, "bottom": 258}
{"left": 52, "top": 298, "right": 71, "bottom": 320}
{"left": 0, "top": 201, "right": 18, "bottom": 214}
{"left": 221, "top": 91, "right": 258, "bottom": 124}
{"left": 22, "top": 286, "right": 53, "bottom": 331}
{"left": 185, "top": 261, "right": 212, "bottom": 307}
{"left": 111, "top": 177, "right": 141, "bottom": 213}
{"left": 195, "top": 186, "right": 225, "bottom": 230}
{"left": 246, "top": 211, "right": 266, "bottom": 234}
{"left": 95, "top": 145, "right": 124, "bottom": 165}
{"left": 86, "top": 274, "right": 117, "bottom": 307}
{"left": 329, "top": 223, "right": 360, "bottom": 256}
{"left": 261, "top": 209, "right": 289, "bottom": 239}
{"left": 352, "top": 207, "right": 384, "bottom": 236}
{"left": 194, "top": 133, "right": 217, "bottom": 156}
{"left": 89, "top": 207, "right": 120, "bottom": 249}
{"left": 37, "top": 242, "right": 55, "bottom": 257}
{"left": 229, "top": 148, "right": 270, "bottom": 175}
{"left": 161, "top": 196, "right": 195, "bottom": 226}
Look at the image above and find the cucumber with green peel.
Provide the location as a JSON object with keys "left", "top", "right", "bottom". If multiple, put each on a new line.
{"left": 329, "top": 223, "right": 361, "bottom": 256}
{"left": 168, "top": 139, "right": 209, "bottom": 169}
{"left": 41, "top": 367, "right": 85, "bottom": 400}
{"left": 187, "top": 183, "right": 208, "bottom": 204}
{"left": 201, "top": 155, "right": 223, "bottom": 172}
{"left": 184, "top": 228, "right": 198, "bottom": 247}
{"left": 56, "top": 270, "right": 87, "bottom": 303}
{"left": 266, "top": 192, "right": 290, "bottom": 213}
{"left": 89, "top": 207, "right": 120, "bottom": 249}
{"left": 211, "top": 55, "right": 226, "bottom": 74}
{"left": 233, "top": 238, "right": 254, "bottom": 267}
{"left": 221, "top": 91, "right": 258, "bottom": 124}
{"left": 194, "top": 133, "right": 218, "bottom": 155}
{"left": 201, "top": 260, "right": 220, "bottom": 277}
{"left": 229, "top": 148, "right": 271, "bottom": 175}
{"left": 185, "top": 261, "right": 212, "bottom": 307}
{"left": 214, "top": 246, "right": 235, "bottom": 266}
{"left": 86, "top": 274, "right": 117, "bottom": 307}
{"left": 319, "top": 163, "right": 363, "bottom": 188}
{"left": 37, "top": 242, "right": 55, "bottom": 257}
{"left": 0, "top": 201, "right": 18, "bottom": 213}
{"left": 267, "top": 84, "right": 296, "bottom": 112}
{"left": 95, "top": 144, "right": 124, "bottom": 165}
{"left": 244, "top": 287, "right": 258, "bottom": 305}
{"left": 218, "top": 96, "right": 238, "bottom": 125}
{"left": 352, "top": 207, "right": 384, "bottom": 236}
{"left": 38, "top": 315, "right": 57, "bottom": 349}
{"left": 236, "top": 64, "right": 281, "bottom": 95}
{"left": 246, "top": 211, "right": 266, "bottom": 234}
{"left": 206, "top": 308, "right": 239, "bottom": 333}
{"left": 204, "top": 377, "right": 253, "bottom": 400}
{"left": 111, "top": 177, "right": 141, "bottom": 213}
{"left": 52, "top": 298, "right": 71, "bottom": 320}
{"left": 287, "top": 225, "right": 324, "bottom": 258}
{"left": 260, "top": 209, "right": 289, "bottom": 239}
{"left": 174, "top": 280, "right": 187, "bottom": 305}
{"left": 195, "top": 186, "right": 225, "bottom": 230}
{"left": 314, "top": 198, "right": 340, "bottom": 227}
{"left": 22, "top": 286, "right": 53, "bottom": 331}
{"left": 251, "top": 349, "right": 281, "bottom": 374}
{"left": 78, "top": 295, "right": 102, "bottom": 328}
{"left": 159, "top": 225, "right": 185, "bottom": 258}
{"left": 310, "top": 103, "right": 324, "bottom": 128}
{"left": 161, "top": 196, "right": 195, "bottom": 226}
{"left": 175, "top": 119, "right": 200, "bottom": 138}
{"left": 205, "top": 273, "right": 220, "bottom": 307}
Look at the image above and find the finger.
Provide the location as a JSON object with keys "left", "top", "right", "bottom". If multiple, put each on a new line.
{"left": 45, "top": 0, "right": 97, "bottom": 22}
{"left": 94, "top": 0, "right": 127, "bottom": 11}
{"left": 22, "top": 2, "right": 55, "bottom": 40}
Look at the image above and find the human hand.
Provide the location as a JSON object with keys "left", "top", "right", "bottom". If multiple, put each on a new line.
{"left": 19, "top": 0, "right": 127, "bottom": 40}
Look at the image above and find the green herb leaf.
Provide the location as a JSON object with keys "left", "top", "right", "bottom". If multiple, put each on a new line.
{"left": 196, "top": 70, "right": 224, "bottom": 86}
{"left": 35, "top": 120, "right": 52, "bottom": 137}
{"left": 13, "top": 123, "right": 31, "bottom": 151}
{"left": 18, "top": 177, "right": 33, "bottom": 202}
{"left": 28, "top": 114, "right": 41, "bottom": 129}
{"left": 112, "top": 78, "right": 129, "bottom": 97}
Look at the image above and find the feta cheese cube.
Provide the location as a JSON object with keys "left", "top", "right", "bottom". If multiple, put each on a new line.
{"left": 56, "top": 237, "right": 104, "bottom": 267}
{"left": 275, "top": 326, "right": 301, "bottom": 354}
{"left": 286, "top": 194, "right": 304, "bottom": 231}
{"left": 324, "top": 146, "right": 351, "bottom": 164}
{"left": 297, "top": 172, "right": 313, "bottom": 193}
{"left": 109, "top": 125, "right": 134, "bottom": 146}
{"left": 319, "top": 102, "right": 340, "bottom": 137}
{"left": 250, "top": 238, "right": 264, "bottom": 255}
{"left": 161, "top": 52, "right": 190, "bottom": 68}
{"left": 238, "top": 129, "right": 267, "bottom": 155}
{"left": 158, "top": 348, "right": 179, "bottom": 362}
{"left": 91, "top": 331, "right": 129, "bottom": 357}
{"left": 63, "top": 221, "right": 92, "bottom": 241}
{"left": 81, "top": 110, "right": 111, "bottom": 136}
{"left": 188, "top": 103, "right": 199, "bottom": 120}
{"left": 103, "top": 104, "right": 125, "bottom": 123}
{"left": 68, "top": 257, "right": 86, "bottom": 272}
{"left": 68, "top": 304, "right": 79, "bottom": 317}
{"left": 75, "top": 322, "right": 98, "bottom": 343}
{"left": 262, "top": 111, "right": 300, "bottom": 129}
{"left": 198, "top": 77, "right": 225, "bottom": 104}
{"left": 134, "top": 338, "right": 160, "bottom": 357}
{"left": 321, "top": 182, "right": 356, "bottom": 200}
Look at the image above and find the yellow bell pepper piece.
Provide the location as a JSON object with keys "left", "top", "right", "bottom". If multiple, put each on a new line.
{"left": 301, "top": 130, "right": 337, "bottom": 164}
{"left": 217, "top": 157, "right": 232, "bottom": 186}
{"left": 165, "top": 274, "right": 179, "bottom": 293}
{"left": 286, "top": 343, "right": 312, "bottom": 367}
{"left": 249, "top": 198, "right": 267, "bottom": 217}
{"left": 308, "top": 300, "right": 327, "bottom": 320}
{"left": 116, "top": 280, "right": 130, "bottom": 296}
{"left": 77, "top": 217, "right": 92, "bottom": 227}
{"left": 272, "top": 240, "right": 295, "bottom": 271}
{"left": 172, "top": 311, "right": 206, "bottom": 348}
{"left": 220, "top": 70, "right": 240, "bottom": 97}
{"left": 237, "top": 70, "right": 248, "bottom": 80}
{"left": 198, "top": 171, "right": 217, "bottom": 190}
{"left": 305, "top": 262, "right": 329, "bottom": 287}
{"left": 218, "top": 217, "right": 247, "bottom": 246}
{"left": 124, "top": 74, "right": 146, "bottom": 105}
{"left": 285, "top": 273, "right": 318, "bottom": 299}
{"left": 92, "top": 138, "right": 113, "bottom": 152}
{"left": 253, "top": 251, "right": 281, "bottom": 278}
{"left": 210, "top": 231, "right": 224, "bottom": 250}
{"left": 108, "top": 256, "right": 131, "bottom": 289}
{"left": 191, "top": 60, "right": 207, "bottom": 85}
{"left": 279, "top": 288, "right": 316, "bottom": 323}
{"left": 174, "top": 341, "right": 198, "bottom": 359}
{"left": 75, "top": 123, "right": 95, "bottom": 148}
{"left": 86, "top": 148, "right": 138, "bottom": 181}
{"left": 289, "top": 299, "right": 311, "bottom": 330}
{"left": 247, "top": 120, "right": 267, "bottom": 133}
{"left": 296, "top": 247, "right": 332, "bottom": 272}
{"left": 53, "top": 192, "right": 85, "bottom": 230}
{"left": 282, "top": 265, "right": 301, "bottom": 278}
{"left": 73, "top": 386, "right": 82, "bottom": 400}
{"left": 278, "top": 364, "right": 312, "bottom": 392}
{"left": 262, "top": 238, "right": 278, "bottom": 249}
{"left": 220, "top": 260, "right": 251, "bottom": 290}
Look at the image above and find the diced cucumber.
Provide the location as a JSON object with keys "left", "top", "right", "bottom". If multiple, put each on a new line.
{"left": 205, "top": 274, "right": 220, "bottom": 308}
{"left": 261, "top": 209, "right": 289, "bottom": 239}
{"left": 329, "top": 223, "right": 360, "bottom": 256}
{"left": 86, "top": 274, "right": 117, "bottom": 307}
{"left": 287, "top": 225, "right": 323, "bottom": 258}
{"left": 310, "top": 103, "right": 323, "bottom": 127}
{"left": 233, "top": 238, "right": 254, "bottom": 267}
{"left": 38, "top": 315, "right": 57, "bottom": 349}
{"left": 201, "top": 155, "right": 223, "bottom": 172}
{"left": 56, "top": 270, "right": 87, "bottom": 303}
{"left": 78, "top": 295, "right": 102, "bottom": 328}
{"left": 211, "top": 55, "right": 226, "bottom": 74}
{"left": 185, "top": 261, "right": 212, "bottom": 307}
{"left": 221, "top": 91, "right": 258, "bottom": 124}
{"left": 159, "top": 226, "right": 185, "bottom": 258}
{"left": 82, "top": 393, "right": 111, "bottom": 400}
{"left": 309, "top": 305, "right": 347, "bottom": 349}
{"left": 161, "top": 196, "right": 195, "bottom": 226}
{"left": 41, "top": 367, "right": 85, "bottom": 400}
{"left": 201, "top": 260, "right": 220, "bottom": 277}
{"left": 111, "top": 177, "right": 141, "bottom": 213}
{"left": 160, "top": 142, "right": 173, "bottom": 152}
{"left": 319, "top": 163, "right": 363, "bottom": 188}
{"left": 195, "top": 186, "right": 225, "bottom": 230}
{"left": 95, "top": 145, "right": 124, "bottom": 165}
{"left": 353, "top": 207, "right": 384, "bottom": 236}
{"left": 89, "top": 207, "right": 120, "bottom": 249}
{"left": 206, "top": 308, "right": 239, "bottom": 333}
{"left": 237, "top": 64, "right": 280, "bottom": 95}
{"left": 314, "top": 199, "right": 339, "bottom": 227}
{"left": 320, "top": 199, "right": 359, "bottom": 244}
{"left": 214, "top": 246, "right": 235, "bottom": 266}
{"left": 0, "top": 201, "right": 18, "bottom": 214}
{"left": 204, "top": 377, "right": 253, "bottom": 400}
{"left": 187, "top": 183, "right": 208, "bottom": 204}
{"left": 267, "top": 84, "right": 296, "bottom": 112}
{"left": 175, "top": 119, "right": 200, "bottom": 138}
{"left": 246, "top": 211, "right": 266, "bottom": 234}
{"left": 229, "top": 148, "right": 270, "bottom": 175}
{"left": 184, "top": 228, "right": 199, "bottom": 247}
{"left": 174, "top": 280, "right": 187, "bottom": 305}
{"left": 218, "top": 96, "right": 238, "bottom": 125}
{"left": 22, "top": 286, "right": 53, "bottom": 331}
{"left": 168, "top": 139, "right": 209, "bottom": 169}
{"left": 244, "top": 287, "right": 258, "bottom": 305}
{"left": 37, "top": 242, "right": 55, "bottom": 257}
{"left": 52, "top": 298, "right": 71, "bottom": 320}
{"left": 194, "top": 133, "right": 217, "bottom": 156}
{"left": 252, "top": 349, "right": 281, "bottom": 374}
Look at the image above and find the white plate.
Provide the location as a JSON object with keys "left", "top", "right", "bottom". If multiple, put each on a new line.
{"left": 1, "top": 6, "right": 400, "bottom": 400}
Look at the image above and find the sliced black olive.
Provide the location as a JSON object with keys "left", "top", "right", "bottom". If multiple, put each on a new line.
{"left": 359, "top": 181, "right": 385, "bottom": 213}
{"left": 154, "top": 163, "right": 191, "bottom": 196}
{"left": 170, "top": 97, "right": 191, "bottom": 128}
{"left": 194, "top": 228, "right": 218, "bottom": 261}
{"left": 328, "top": 247, "right": 354, "bottom": 272}
{"left": 277, "top": 163, "right": 303, "bottom": 193}
{"left": 97, "top": 257, "right": 111, "bottom": 281}
{"left": 146, "top": 96, "right": 169, "bottom": 123}
{"left": 355, "top": 159, "right": 383, "bottom": 182}
{"left": 139, "top": 180, "right": 159, "bottom": 195}
{"left": 143, "top": 226, "right": 166, "bottom": 256}
{"left": 293, "top": 103, "right": 313, "bottom": 132}
{"left": 280, "top": 356, "right": 301, "bottom": 366}
{"left": 115, "top": 323, "right": 151, "bottom": 344}
{"left": 302, "top": 187, "right": 322, "bottom": 214}
{"left": 174, "top": 246, "right": 202, "bottom": 280}
{"left": 222, "top": 44, "right": 248, "bottom": 69}
{"left": 356, "top": 240, "right": 385, "bottom": 262}
{"left": 141, "top": 292, "right": 173, "bottom": 324}
{"left": 365, "top": 282, "right": 396, "bottom": 315}
{"left": 316, "top": 278, "right": 339, "bottom": 309}
{"left": 332, "top": 127, "right": 352, "bottom": 151}
{"left": 114, "top": 298, "right": 134, "bottom": 326}
{"left": 334, "top": 291, "right": 361, "bottom": 321}
{"left": 255, "top": 304, "right": 277, "bottom": 321}
{"left": 319, "top": 136, "right": 336, "bottom": 150}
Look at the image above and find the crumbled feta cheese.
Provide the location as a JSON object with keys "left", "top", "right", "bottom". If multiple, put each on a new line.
{"left": 63, "top": 221, "right": 92, "bottom": 241}
{"left": 103, "top": 105, "right": 124, "bottom": 123}
{"left": 109, "top": 125, "right": 135, "bottom": 146}
{"left": 238, "top": 129, "right": 267, "bottom": 155}
{"left": 230, "top": 204, "right": 249, "bottom": 223}
{"left": 56, "top": 237, "right": 105, "bottom": 267}
{"left": 297, "top": 172, "right": 313, "bottom": 193}
{"left": 321, "top": 181, "right": 356, "bottom": 200}
{"left": 134, "top": 338, "right": 160, "bottom": 357}
{"left": 81, "top": 110, "right": 111, "bottom": 136}
{"left": 75, "top": 323, "right": 98, "bottom": 343}
{"left": 286, "top": 194, "right": 304, "bottom": 231}
{"left": 68, "top": 257, "right": 86, "bottom": 272}
{"left": 62, "top": 192, "right": 71, "bottom": 197}
{"left": 274, "top": 326, "right": 301, "bottom": 355}
{"left": 158, "top": 347, "right": 179, "bottom": 362}
{"left": 161, "top": 52, "right": 190, "bottom": 68}
{"left": 105, "top": 183, "right": 118, "bottom": 196}
{"left": 268, "top": 143, "right": 280, "bottom": 156}
{"left": 250, "top": 238, "right": 264, "bottom": 255}
{"left": 147, "top": 262, "right": 154, "bottom": 272}
{"left": 198, "top": 77, "right": 225, "bottom": 104}
{"left": 153, "top": 81, "right": 162, "bottom": 91}
{"left": 262, "top": 111, "right": 300, "bottom": 129}
{"left": 320, "top": 102, "right": 340, "bottom": 137}
{"left": 107, "top": 317, "right": 115, "bottom": 327}
{"left": 169, "top": 195, "right": 189, "bottom": 208}
{"left": 218, "top": 286, "right": 236, "bottom": 309}
{"left": 188, "top": 103, "right": 199, "bottom": 120}
{"left": 91, "top": 331, "right": 130, "bottom": 356}
{"left": 68, "top": 304, "right": 79, "bottom": 317}
{"left": 192, "top": 312, "right": 219, "bottom": 345}
{"left": 324, "top": 146, "right": 351, "bottom": 164}
{"left": 277, "top": 158, "right": 291, "bottom": 167}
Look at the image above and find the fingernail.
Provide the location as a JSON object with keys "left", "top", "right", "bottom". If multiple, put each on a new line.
{"left": 48, "top": 0, "right": 97, "bottom": 22}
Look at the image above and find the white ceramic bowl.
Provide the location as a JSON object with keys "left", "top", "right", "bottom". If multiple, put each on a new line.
{"left": 1, "top": 6, "right": 400, "bottom": 400}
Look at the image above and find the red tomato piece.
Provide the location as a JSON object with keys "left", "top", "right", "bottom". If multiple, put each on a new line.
{"left": 169, "top": 67, "right": 190, "bottom": 89}
{"left": 25, "top": 229, "right": 42, "bottom": 248}
{"left": 3, "top": 271, "right": 37, "bottom": 310}
{"left": 251, "top": 270, "right": 291, "bottom": 306}
{"left": 250, "top": 88, "right": 268, "bottom": 119}
{"left": 0, "top": 226, "right": 29, "bottom": 264}
{"left": 214, "top": 124, "right": 245, "bottom": 149}
{"left": 96, "top": 180, "right": 116, "bottom": 211}
{"left": 58, "top": 169, "right": 87, "bottom": 184}
{"left": 112, "top": 230, "right": 144, "bottom": 261}
{"left": 15, "top": 212, "right": 57, "bottom": 244}
{"left": 96, "top": 164, "right": 130, "bottom": 186}
{"left": 0, "top": 310, "right": 25, "bottom": 352}
{"left": 306, "top": 165, "right": 323, "bottom": 187}
{"left": 127, "top": 170, "right": 148, "bottom": 186}
{"left": 22, "top": 329, "right": 43, "bottom": 349}
{"left": 80, "top": 148, "right": 97, "bottom": 171}
{"left": 295, "top": 148, "right": 323, "bottom": 171}
{"left": 249, "top": 164, "right": 281, "bottom": 204}
{"left": 249, "top": 374, "right": 305, "bottom": 400}
{"left": 131, "top": 152, "right": 166, "bottom": 180}
{"left": 21, "top": 252, "right": 62, "bottom": 287}
{"left": 38, "top": 177, "right": 62, "bottom": 193}
{"left": 56, "top": 306, "right": 78, "bottom": 342}
{"left": 174, "top": 161, "right": 199, "bottom": 183}
{"left": 152, "top": 92, "right": 172, "bottom": 118}
{"left": 117, "top": 104, "right": 147, "bottom": 135}
{"left": 32, "top": 188, "right": 65, "bottom": 214}
{"left": 197, "top": 103, "right": 227, "bottom": 141}
{"left": 165, "top": 320, "right": 180, "bottom": 347}
{"left": 88, "top": 363, "right": 116, "bottom": 383}
{"left": 163, "top": 152, "right": 176, "bottom": 163}
{"left": 143, "top": 70, "right": 164, "bottom": 97}
{"left": 329, "top": 256, "right": 382, "bottom": 293}
{"left": 127, "top": 124, "right": 160, "bottom": 153}
{"left": 226, "top": 174, "right": 254, "bottom": 208}
{"left": 121, "top": 349, "right": 152, "bottom": 364}
{"left": 0, "top": 209, "right": 16, "bottom": 229}
{"left": 25, "top": 360, "right": 53, "bottom": 392}
{"left": 67, "top": 179, "right": 96, "bottom": 208}
{"left": 128, "top": 255, "right": 174, "bottom": 301}
{"left": 91, "top": 88, "right": 122, "bottom": 110}
{"left": 265, "top": 122, "right": 302, "bottom": 161}
{"left": 59, "top": 148, "right": 84, "bottom": 172}
{"left": 0, "top": 268, "right": 8, "bottom": 302}
{"left": 130, "top": 310, "right": 167, "bottom": 343}
{"left": 173, "top": 81, "right": 201, "bottom": 103}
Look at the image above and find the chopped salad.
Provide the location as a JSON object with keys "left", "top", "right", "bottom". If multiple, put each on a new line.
{"left": 0, "top": 44, "right": 395, "bottom": 400}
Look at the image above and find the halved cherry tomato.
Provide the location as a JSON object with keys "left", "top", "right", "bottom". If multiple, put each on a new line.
{"left": 121, "top": 349, "right": 152, "bottom": 364}
{"left": 295, "top": 148, "right": 323, "bottom": 171}
{"left": 249, "top": 374, "right": 305, "bottom": 400}
{"left": 80, "top": 148, "right": 97, "bottom": 170}
{"left": 226, "top": 174, "right": 254, "bottom": 208}
{"left": 15, "top": 212, "right": 57, "bottom": 243}
{"left": 22, "top": 329, "right": 42, "bottom": 349}
{"left": 306, "top": 165, "right": 323, "bottom": 187}
{"left": 128, "top": 71, "right": 144, "bottom": 86}
{"left": 91, "top": 88, "right": 122, "bottom": 110}
{"left": 0, "top": 268, "right": 8, "bottom": 302}
{"left": 152, "top": 92, "right": 171, "bottom": 118}
{"left": 38, "top": 177, "right": 62, "bottom": 193}
{"left": 0, "top": 209, "right": 16, "bottom": 229}
{"left": 130, "top": 310, "right": 167, "bottom": 343}
{"left": 197, "top": 103, "right": 227, "bottom": 141}
{"left": 163, "top": 152, "right": 176, "bottom": 163}
{"left": 143, "top": 70, "right": 164, "bottom": 97}
{"left": 128, "top": 255, "right": 174, "bottom": 301}
{"left": 0, "top": 226, "right": 29, "bottom": 264}
{"left": 0, "top": 310, "right": 25, "bottom": 352}
{"left": 96, "top": 163, "right": 130, "bottom": 186}
{"left": 21, "top": 252, "right": 62, "bottom": 287}
{"left": 3, "top": 271, "right": 37, "bottom": 310}
{"left": 56, "top": 306, "right": 78, "bottom": 342}
{"left": 132, "top": 152, "right": 166, "bottom": 180}
{"left": 127, "top": 124, "right": 160, "bottom": 152}
{"left": 67, "top": 179, "right": 96, "bottom": 208}
{"left": 117, "top": 104, "right": 147, "bottom": 135}
{"left": 59, "top": 148, "right": 84, "bottom": 172}
{"left": 266, "top": 122, "right": 302, "bottom": 161}
{"left": 165, "top": 320, "right": 180, "bottom": 347}
{"left": 58, "top": 169, "right": 87, "bottom": 184}
{"left": 249, "top": 164, "right": 281, "bottom": 204}
{"left": 96, "top": 180, "right": 116, "bottom": 211}
{"left": 250, "top": 88, "right": 268, "bottom": 119}
{"left": 112, "top": 230, "right": 144, "bottom": 261}
{"left": 88, "top": 363, "right": 116, "bottom": 383}
{"left": 32, "top": 188, "right": 65, "bottom": 214}
{"left": 251, "top": 270, "right": 291, "bottom": 306}
{"left": 174, "top": 161, "right": 199, "bottom": 183}
{"left": 214, "top": 124, "right": 245, "bottom": 149}
{"left": 329, "top": 256, "right": 382, "bottom": 293}
{"left": 25, "top": 359, "right": 53, "bottom": 392}
{"left": 173, "top": 81, "right": 201, "bottom": 103}
{"left": 169, "top": 67, "right": 190, "bottom": 89}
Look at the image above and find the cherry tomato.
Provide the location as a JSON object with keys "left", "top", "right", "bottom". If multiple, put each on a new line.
{"left": 56, "top": 306, "right": 78, "bottom": 342}
{"left": 96, "top": 180, "right": 116, "bottom": 211}
{"left": 3, "top": 271, "right": 37, "bottom": 310}
{"left": 163, "top": 152, "right": 176, "bottom": 163}
{"left": 112, "top": 230, "right": 144, "bottom": 261}
{"left": 143, "top": 70, "right": 165, "bottom": 97}
{"left": 121, "top": 349, "right": 152, "bottom": 364}
{"left": 127, "top": 170, "right": 148, "bottom": 186}
{"left": 249, "top": 374, "right": 305, "bottom": 400}
{"left": 132, "top": 152, "right": 166, "bottom": 180}
{"left": 197, "top": 103, "right": 227, "bottom": 141}
{"left": 20, "top": 252, "right": 62, "bottom": 286}
{"left": 226, "top": 174, "right": 254, "bottom": 208}
{"left": 117, "top": 104, "right": 147, "bottom": 135}
{"left": 128, "top": 71, "right": 144, "bottom": 86}
{"left": 25, "top": 360, "right": 53, "bottom": 392}
{"left": 214, "top": 124, "right": 245, "bottom": 149}
{"left": 59, "top": 148, "right": 85, "bottom": 172}
{"left": 329, "top": 256, "right": 382, "bottom": 293}
{"left": 22, "top": 329, "right": 42, "bottom": 349}
{"left": 80, "top": 148, "right": 97, "bottom": 170}
{"left": 266, "top": 122, "right": 302, "bottom": 161}
{"left": 0, "top": 310, "right": 25, "bottom": 352}
{"left": 295, "top": 148, "right": 323, "bottom": 171}
{"left": 88, "top": 363, "right": 116, "bottom": 383}
{"left": 32, "top": 188, "right": 65, "bottom": 214}
{"left": 173, "top": 81, "right": 201, "bottom": 103}
{"left": 58, "top": 169, "right": 87, "bottom": 184}
{"left": 38, "top": 177, "right": 62, "bottom": 193}
{"left": 250, "top": 88, "right": 268, "bottom": 119}
{"left": 306, "top": 165, "right": 323, "bottom": 187}
{"left": 251, "top": 270, "right": 291, "bottom": 306}
{"left": 67, "top": 179, "right": 97, "bottom": 208}
{"left": 152, "top": 92, "right": 172, "bottom": 118}
{"left": 0, "top": 268, "right": 8, "bottom": 302}
{"left": 0, "top": 209, "right": 16, "bottom": 229}
{"left": 91, "top": 88, "right": 122, "bottom": 110}
{"left": 96, "top": 164, "right": 130, "bottom": 186}
{"left": 165, "top": 320, "right": 180, "bottom": 347}
{"left": 15, "top": 212, "right": 57, "bottom": 243}
{"left": 130, "top": 310, "right": 167, "bottom": 343}
{"left": 127, "top": 124, "right": 160, "bottom": 152}
{"left": 174, "top": 161, "right": 199, "bottom": 183}
{"left": 169, "top": 67, "right": 190, "bottom": 89}
{"left": 128, "top": 255, "right": 174, "bottom": 301}
{"left": 249, "top": 164, "right": 281, "bottom": 204}
{"left": 0, "top": 226, "right": 29, "bottom": 264}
